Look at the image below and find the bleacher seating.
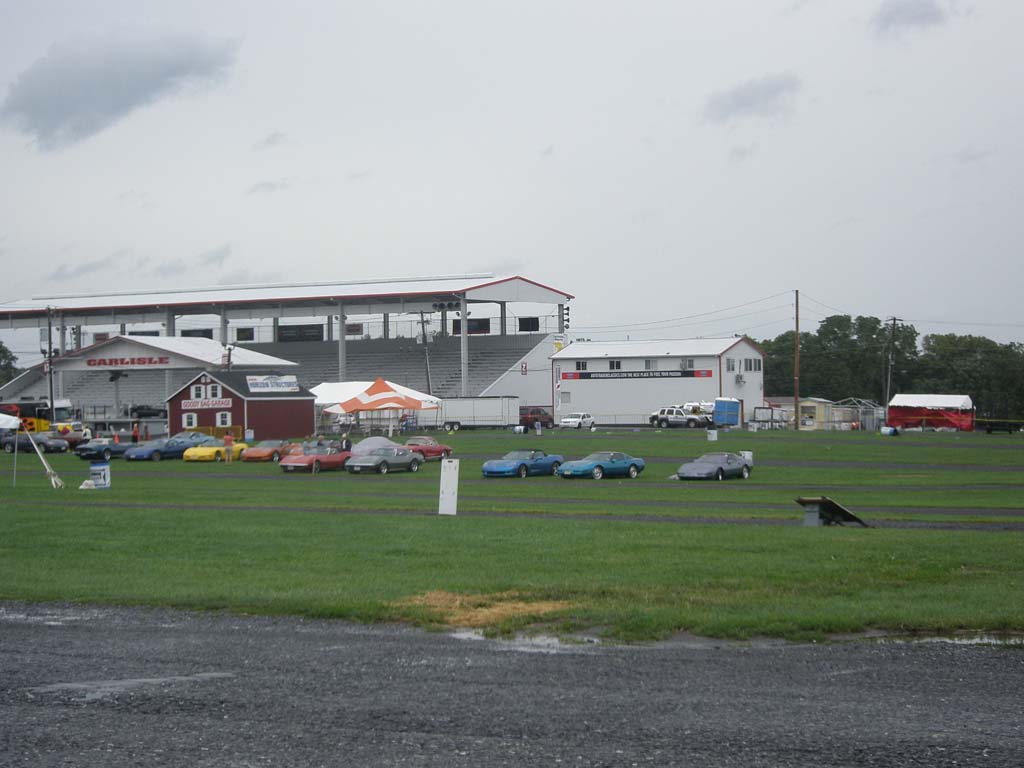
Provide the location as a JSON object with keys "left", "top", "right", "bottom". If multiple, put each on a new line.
{"left": 18, "top": 333, "right": 549, "bottom": 419}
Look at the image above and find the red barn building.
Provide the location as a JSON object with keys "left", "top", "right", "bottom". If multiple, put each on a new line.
{"left": 167, "top": 372, "right": 315, "bottom": 440}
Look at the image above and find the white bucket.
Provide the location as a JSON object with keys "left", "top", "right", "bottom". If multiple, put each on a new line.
{"left": 90, "top": 461, "right": 111, "bottom": 490}
{"left": 707, "top": 429, "right": 718, "bottom": 442}
{"left": 512, "top": 425, "right": 525, "bottom": 434}
{"left": 740, "top": 450, "right": 753, "bottom": 465}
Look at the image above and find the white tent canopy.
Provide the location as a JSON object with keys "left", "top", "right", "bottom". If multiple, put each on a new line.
{"left": 888, "top": 394, "right": 973, "bottom": 410}
{"left": 0, "top": 413, "right": 20, "bottom": 429}
{"left": 311, "top": 380, "right": 441, "bottom": 411}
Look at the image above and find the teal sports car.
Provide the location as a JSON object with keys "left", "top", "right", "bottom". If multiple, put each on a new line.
{"left": 558, "top": 451, "right": 645, "bottom": 480}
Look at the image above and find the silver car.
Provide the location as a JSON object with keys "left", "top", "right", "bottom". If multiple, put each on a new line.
{"left": 346, "top": 446, "right": 422, "bottom": 474}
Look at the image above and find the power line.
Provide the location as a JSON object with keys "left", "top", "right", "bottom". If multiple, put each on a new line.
{"left": 572, "top": 291, "right": 793, "bottom": 331}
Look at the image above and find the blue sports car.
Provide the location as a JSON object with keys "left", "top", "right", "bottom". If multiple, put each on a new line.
{"left": 124, "top": 436, "right": 215, "bottom": 461}
{"left": 75, "top": 438, "right": 133, "bottom": 461}
{"left": 482, "top": 449, "right": 564, "bottom": 478}
{"left": 558, "top": 451, "right": 645, "bottom": 480}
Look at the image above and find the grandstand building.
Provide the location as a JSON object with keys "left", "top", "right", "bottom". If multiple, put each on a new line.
{"left": 0, "top": 274, "right": 572, "bottom": 426}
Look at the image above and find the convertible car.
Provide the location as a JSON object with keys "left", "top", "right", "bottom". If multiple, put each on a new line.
{"left": 482, "top": 449, "right": 564, "bottom": 478}
{"left": 124, "top": 436, "right": 216, "bottom": 461}
{"left": 676, "top": 452, "right": 752, "bottom": 481}
{"left": 346, "top": 446, "right": 422, "bottom": 474}
{"left": 558, "top": 451, "right": 645, "bottom": 480}
{"left": 404, "top": 436, "right": 452, "bottom": 460}
{"left": 280, "top": 442, "right": 352, "bottom": 473}
{"left": 183, "top": 440, "right": 248, "bottom": 462}
{"left": 75, "top": 438, "right": 133, "bottom": 461}
{"left": 240, "top": 440, "right": 302, "bottom": 463}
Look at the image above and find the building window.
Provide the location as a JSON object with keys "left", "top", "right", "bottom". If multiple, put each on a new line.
{"left": 754, "top": 358, "right": 762, "bottom": 372}
{"left": 609, "top": 360, "right": 621, "bottom": 371}
{"left": 644, "top": 359, "right": 658, "bottom": 371}
{"left": 182, "top": 413, "right": 198, "bottom": 429}
{"left": 208, "top": 383, "right": 221, "bottom": 399}
{"left": 681, "top": 358, "right": 694, "bottom": 370}
{"left": 236, "top": 327, "right": 255, "bottom": 342}
{"left": 744, "top": 358, "right": 762, "bottom": 372}
{"left": 191, "top": 384, "right": 205, "bottom": 400}
{"left": 726, "top": 358, "right": 736, "bottom": 373}
{"left": 216, "top": 411, "right": 232, "bottom": 427}
{"left": 575, "top": 361, "right": 587, "bottom": 371}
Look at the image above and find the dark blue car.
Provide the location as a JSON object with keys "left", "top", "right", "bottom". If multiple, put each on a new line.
{"left": 482, "top": 449, "right": 564, "bottom": 478}
{"left": 75, "top": 439, "right": 133, "bottom": 461}
{"left": 124, "top": 436, "right": 215, "bottom": 461}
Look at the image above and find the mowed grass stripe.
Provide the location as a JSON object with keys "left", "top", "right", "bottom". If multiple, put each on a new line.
{"left": 2, "top": 503, "right": 1023, "bottom": 641}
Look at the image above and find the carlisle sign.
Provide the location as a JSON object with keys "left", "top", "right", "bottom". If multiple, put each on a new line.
{"left": 86, "top": 356, "right": 171, "bottom": 367}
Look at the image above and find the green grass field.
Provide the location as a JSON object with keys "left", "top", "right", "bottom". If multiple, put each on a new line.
{"left": 2, "top": 428, "right": 1023, "bottom": 641}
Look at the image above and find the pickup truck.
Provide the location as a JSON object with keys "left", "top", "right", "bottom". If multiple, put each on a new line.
{"left": 649, "top": 403, "right": 713, "bottom": 429}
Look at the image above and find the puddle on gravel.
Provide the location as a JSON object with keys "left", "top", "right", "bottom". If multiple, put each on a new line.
{"left": 451, "top": 629, "right": 600, "bottom": 653}
{"left": 874, "top": 632, "right": 1024, "bottom": 647}
{"left": 27, "top": 673, "right": 236, "bottom": 701}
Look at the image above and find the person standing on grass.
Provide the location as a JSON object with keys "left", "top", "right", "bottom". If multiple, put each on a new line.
{"left": 131, "top": 423, "right": 140, "bottom": 443}
{"left": 223, "top": 432, "right": 234, "bottom": 463}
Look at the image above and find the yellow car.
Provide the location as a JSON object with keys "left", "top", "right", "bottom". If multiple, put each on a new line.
{"left": 182, "top": 440, "right": 248, "bottom": 462}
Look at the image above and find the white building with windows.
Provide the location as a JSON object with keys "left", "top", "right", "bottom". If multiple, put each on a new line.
{"left": 550, "top": 337, "right": 766, "bottom": 425}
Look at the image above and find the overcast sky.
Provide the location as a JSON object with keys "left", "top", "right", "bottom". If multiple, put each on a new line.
{"left": 1, "top": 0, "right": 1022, "bottom": 363}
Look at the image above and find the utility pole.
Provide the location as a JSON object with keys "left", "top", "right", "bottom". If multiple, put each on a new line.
{"left": 793, "top": 290, "right": 800, "bottom": 432}
{"left": 46, "top": 306, "right": 56, "bottom": 424}
{"left": 884, "top": 316, "right": 902, "bottom": 410}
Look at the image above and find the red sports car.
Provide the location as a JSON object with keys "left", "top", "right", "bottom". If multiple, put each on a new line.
{"left": 404, "top": 436, "right": 452, "bottom": 460}
{"left": 280, "top": 441, "right": 352, "bottom": 473}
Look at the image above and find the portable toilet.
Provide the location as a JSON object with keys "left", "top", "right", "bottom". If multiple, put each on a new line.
{"left": 713, "top": 398, "right": 741, "bottom": 428}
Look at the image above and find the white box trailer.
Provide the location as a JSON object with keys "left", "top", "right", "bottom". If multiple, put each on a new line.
{"left": 421, "top": 396, "right": 520, "bottom": 431}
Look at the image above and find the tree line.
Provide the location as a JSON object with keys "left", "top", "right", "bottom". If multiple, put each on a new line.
{"left": 759, "top": 315, "right": 1024, "bottom": 418}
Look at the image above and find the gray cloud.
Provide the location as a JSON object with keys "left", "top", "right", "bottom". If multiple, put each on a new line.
{"left": 254, "top": 131, "right": 286, "bottom": 150}
{"left": 198, "top": 243, "right": 231, "bottom": 268}
{"left": 705, "top": 74, "right": 801, "bottom": 123}
{"left": 0, "top": 31, "right": 238, "bottom": 150}
{"left": 152, "top": 258, "right": 187, "bottom": 277}
{"left": 729, "top": 144, "right": 759, "bottom": 162}
{"left": 49, "top": 250, "right": 136, "bottom": 281}
{"left": 217, "top": 269, "right": 282, "bottom": 285}
{"left": 872, "top": 0, "right": 947, "bottom": 37}
{"left": 246, "top": 179, "right": 291, "bottom": 195}
{"left": 951, "top": 147, "right": 991, "bottom": 166}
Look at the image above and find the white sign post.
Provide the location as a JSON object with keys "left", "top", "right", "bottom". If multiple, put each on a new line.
{"left": 438, "top": 458, "right": 459, "bottom": 516}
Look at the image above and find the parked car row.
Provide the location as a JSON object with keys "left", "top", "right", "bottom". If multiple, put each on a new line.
{"left": 482, "top": 450, "right": 753, "bottom": 481}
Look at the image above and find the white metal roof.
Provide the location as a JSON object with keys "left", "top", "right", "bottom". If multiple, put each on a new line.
{"left": 69, "top": 335, "right": 298, "bottom": 368}
{"left": 888, "top": 394, "right": 973, "bottom": 410}
{"left": 550, "top": 338, "right": 755, "bottom": 360}
{"left": 0, "top": 274, "right": 573, "bottom": 324}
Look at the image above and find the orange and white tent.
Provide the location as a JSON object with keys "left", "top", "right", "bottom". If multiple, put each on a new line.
{"left": 314, "top": 378, "right": 441, "bottom": 414}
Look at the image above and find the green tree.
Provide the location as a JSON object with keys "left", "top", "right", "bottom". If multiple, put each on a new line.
{"left": 915, "top": 335, "right": 1024, "bottom": 417}
{"left": 0, "top": 340, "right": 19, "bottom": 387}
{"left": 761, "top": 315, "right": 917, "bottom": 402}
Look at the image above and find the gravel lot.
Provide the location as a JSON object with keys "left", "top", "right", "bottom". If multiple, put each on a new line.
{"left": 2, "top": 602, "right": 1022, "bottom": 767}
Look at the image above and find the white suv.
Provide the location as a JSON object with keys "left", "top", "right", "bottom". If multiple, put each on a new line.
{"left": 560, "top": 412, "right": 595, "bottom": 429}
